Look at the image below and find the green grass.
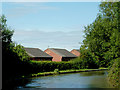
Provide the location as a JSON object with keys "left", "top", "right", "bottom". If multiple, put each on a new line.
{"left": 31, "top": 68, "right": 108, "bottom": 77}
{"left": 99, "top": 67, "right": 108, "bottom": 69}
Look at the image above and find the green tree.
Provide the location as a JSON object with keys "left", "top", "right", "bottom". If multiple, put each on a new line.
{"left": 0, "top": 15, "right": 14, "bottom": 44}
{"left": 0, "top": 15, "right": 29, "bottom": 62}
{"left": 1, "top": 15, "right": 30, "bottom": 89}
{"left": 80, "top": 1, "right": 120, "bottom": 67}
{"left": 79, "top": 0, "right": 120, "bottom": 87}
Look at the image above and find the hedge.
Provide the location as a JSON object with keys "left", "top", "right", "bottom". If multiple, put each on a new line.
{"left": 24, "top": 58, "right": 99, "bottom": 74}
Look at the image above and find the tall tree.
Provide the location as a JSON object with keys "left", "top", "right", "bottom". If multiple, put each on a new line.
{"left": 0, "top": 15, "right": 14, "bottom": 44}
{"left": 80, "top": 1, "right": 120, "bottom": 67}
{"left": 1, "top": 15, "right": 30, "bottom": 89}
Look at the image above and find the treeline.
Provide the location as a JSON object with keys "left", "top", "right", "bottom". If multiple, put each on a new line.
{"left": 78, "top": 1, "right": 120, "bottom": 88}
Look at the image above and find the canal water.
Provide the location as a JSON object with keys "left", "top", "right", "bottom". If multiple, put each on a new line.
{"left": 16, "top": 70, "right": 112, "bottom": 89}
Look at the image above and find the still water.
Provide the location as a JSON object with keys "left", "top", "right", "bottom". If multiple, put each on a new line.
{"left": 16, "top": 71, "right": 112, "bottom": 89}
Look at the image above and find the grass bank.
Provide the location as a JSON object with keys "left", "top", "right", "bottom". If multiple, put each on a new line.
{"left": 30, "top": 68, "right": 108, "bottom": 77}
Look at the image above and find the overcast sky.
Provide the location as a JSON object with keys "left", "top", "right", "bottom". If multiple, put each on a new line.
{"left": 2, "top": 2, "right": 100, "bottom": 51}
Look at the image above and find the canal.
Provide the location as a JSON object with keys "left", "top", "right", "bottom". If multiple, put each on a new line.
{"left": 16, "top": 70, "right": 112, "bottom": 89}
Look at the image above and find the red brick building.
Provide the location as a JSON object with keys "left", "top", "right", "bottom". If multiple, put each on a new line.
{"left": 70, "top": 49, "right": 80, "bottom": 57}
{"left": 44, "top": 48, "right": 77, "bottom": 62}
{"left": 24, "top": 48, "right": 52, "bottom": 61}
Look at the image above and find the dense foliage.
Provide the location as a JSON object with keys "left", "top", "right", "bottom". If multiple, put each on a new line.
{"left": 0, "top": 15, "right": 14, "bottom": 44}
{"left": 78, "top": 1, "right": 120, "bottom": 87}
{"left": 80, "top": 1, "right": 120, "bottom": 67}
{"left": 107, "top": 58, "right": 120, "bottom": 88}
{"left": 1, "top": 15, "right": 30, "bottom": 89}
{"left": 26, "top": 59, "right": 99, "bottom": 74}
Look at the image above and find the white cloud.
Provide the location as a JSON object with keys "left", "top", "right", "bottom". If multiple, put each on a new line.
{"left": 12, "top": 30, "right": 84, "bottom": 51}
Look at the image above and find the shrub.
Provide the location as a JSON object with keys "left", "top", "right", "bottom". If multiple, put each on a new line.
{"left": 27, "top": 57, "right": 99, "bottom": 74}
{"left": 54, "top": 69, "right": 59, "bottom": 74}
{"left": 107, "top": 58, "right": 119, "bottom": 88}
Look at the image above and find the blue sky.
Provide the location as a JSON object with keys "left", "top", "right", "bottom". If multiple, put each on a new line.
{"left": 2, "top": 2, "right": 100, "bottom": 51}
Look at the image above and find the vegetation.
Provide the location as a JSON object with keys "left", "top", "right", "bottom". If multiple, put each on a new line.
{"left": 1, "top": 15, "right": 30, "bottom": 90}
{"left": 79, "top": 1, "right": 120, "bottom": 67}
{"left": 78, "top": 1, "right": 120, "bottom": 88}
{"left": 31, "top": 68, "right": 107, "bottom": 77}
{"left": 27, "top": 60, "right": 99, "bottom": 74}
{"left": 107, "top": 58, "right": 120, "bottom": 88}
{"left": 1, "top": 0, "right": 120, "bottom": 89}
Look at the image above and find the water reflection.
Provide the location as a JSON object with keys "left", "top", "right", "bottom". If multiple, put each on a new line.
{"left": 16, "top": 71, "right": 112, "bottom": 89}
{"left": 79, "top": 71, "right": 108, "bottom": 76}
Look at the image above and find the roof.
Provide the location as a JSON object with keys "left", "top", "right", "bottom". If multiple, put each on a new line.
{"left": 48, "top": 48, "right": 77, "bottom": 57}
{"left": 24, "top": 48, "right": 52, "bottom": 58}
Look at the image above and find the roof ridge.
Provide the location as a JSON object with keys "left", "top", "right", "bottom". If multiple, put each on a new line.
{"left": 48, "top": 48, "right": 77, "bottom": 57}
{"left": 24, "top": 48, "right": 52, "bottom": 57}
{"left": 49, "top": 48, "right": 64, "bottom": 56}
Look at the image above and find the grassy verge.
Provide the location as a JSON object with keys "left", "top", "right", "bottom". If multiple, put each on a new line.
{"left": 30, "top": 68, "right": 108, "bottom": 77}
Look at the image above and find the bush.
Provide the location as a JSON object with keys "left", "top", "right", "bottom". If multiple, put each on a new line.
{"left": 69, "top": 51, "right": 99, "bottom": 69}
{"left": 28, "top": 61, "right": 72, "bottom": 73}
{"left": 54, "top": 69, "right": 59, "bottom": 74}
{"left": 107, "top": 58, "right": 119, "bottom": 88}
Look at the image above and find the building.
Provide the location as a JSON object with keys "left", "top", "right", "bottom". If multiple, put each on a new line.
{"left": 44, "top": 48, "right": 77, "bottom": 62}
{"left": 24, "top": 48, "right": 52, "bottom": 61}
{"left": 70, "top": 49, "right": 80, "bottom": 56}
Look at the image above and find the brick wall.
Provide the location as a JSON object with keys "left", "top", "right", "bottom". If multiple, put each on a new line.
{"left": 44, "top": 49, "right": 62, "bottom": 62}
{"left": 70, "top": 49, "right": 80, "bottom": 56}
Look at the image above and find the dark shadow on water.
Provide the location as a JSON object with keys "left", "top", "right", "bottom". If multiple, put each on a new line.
{"left": 2, "top": 75, "right": 32, "bottom": 90}
{"left": 79, "top": 71, "right": 108, "bottom": 76}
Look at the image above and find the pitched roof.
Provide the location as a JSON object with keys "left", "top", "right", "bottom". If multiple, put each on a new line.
{"left": 49, "top": 48, "right": 77, "bottom": 57}
{"left": 24, "top": 48, "right": 52, "bottom": 58}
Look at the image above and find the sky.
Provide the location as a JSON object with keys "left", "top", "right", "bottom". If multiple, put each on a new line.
{"left": 2, "top": 2, "right": 100, "bottom": 51}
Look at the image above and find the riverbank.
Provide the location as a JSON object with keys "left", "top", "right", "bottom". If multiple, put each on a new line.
{"left": 30, "top": 68, "right": 108, "bottom": 77}
{"left": 18, "top": 70, "right": 110, "bottom": 89}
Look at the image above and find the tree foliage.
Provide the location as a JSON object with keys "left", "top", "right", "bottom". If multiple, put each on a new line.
{"left": 0, "top": 15, "right": 29, "bottom": 62}
{"left": 1, "top": 15, "right": 30, "bottom": 89}
{"left": 79, "top": 1, "right": 120, "bottom": 87}
{"left": 80, "top": 1, "right": 120, "bottom": 67}
{"left": 0, "top": 15, "right": 14, "bottom": 44}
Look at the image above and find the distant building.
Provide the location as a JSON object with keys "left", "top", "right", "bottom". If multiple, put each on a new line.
{"left": 70, "top": 49, "right": 80, "bottom": 56}
{"left": 44, "top": 48, "right": 77, "bottom": 62}
{"left": 24, "top": 48, "right": 52, "bottom": 61}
